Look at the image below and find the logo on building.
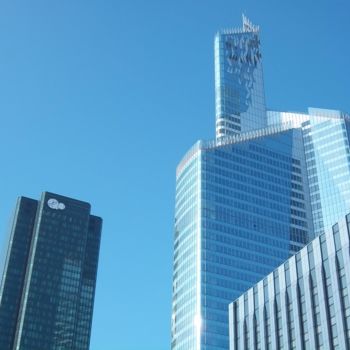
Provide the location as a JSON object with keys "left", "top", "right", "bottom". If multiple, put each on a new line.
{"left": 47, "top": 198, "right": 66, "bottom": 210}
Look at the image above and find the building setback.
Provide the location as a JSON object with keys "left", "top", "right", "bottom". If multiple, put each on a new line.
{"left": 171, "top": 16, "right": 314, "bottom": 350}
{"left": 171, "top": 15, "right": 350, "bottom": 350}
{"left": 0, "top": 192, "right": 102, "bottom": 350}
{"left": 229, "top": 213, "right": 350, "bottom": 350}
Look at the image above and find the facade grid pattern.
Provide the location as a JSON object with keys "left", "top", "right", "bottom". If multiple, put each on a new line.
{"left": 0, "top": 192, "right": 102, "bottom": 350}
{"left": 172, "top": 15, "right": 350, "bottom": 350}
{"left": 229, "top": 213, "right": 350, "bottom": 350}
{"left": 172, "top": 127, "right": 313, "bottom": 350}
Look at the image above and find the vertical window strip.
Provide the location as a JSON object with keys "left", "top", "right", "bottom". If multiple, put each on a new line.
{"left": 309, "top": 271, "right": 323, "bottom": 349}
{"left": 346, "top": 214, "right": 350, "bottom": 238}
{"left": 253, "top": 314, "right": 260, "bottom": 350}
{"left": 285, "top": 261, "right": 296, "bottom": 349}
{"left": 296, "top": 254, "right": 309, "bottom": 349}
{"left": 274, "top": 297, "right": 283, "bottom": 349}
{"left": 253, "top": 287, "right": 261, "bottom": 350}
{"left": 244, "top": 294, "right": 249, "bottom": 349}
{"left": 234, "top": 302, "right": 239, "bottom": 350}
{"left": 335, "top": 251, "right": 350, "bottom": 349}
{"left": 264, "top": 304, "right": 271, "bottom": 350}
{"left": 286, "top": 290, "right": 296, "bottom": 350}
{"left": 274, "top": 271, "right": 283, "bottom": 350}
{"left": 296, "top": 281, "right": 309, "bottom": 349}
{"left": 320, "top": 234, "right": 338, "bottom": 349}
{"left": 244, "top": 319, "right": 249, "bottom": 350}
{"left": 308, "top": 244, "right": 324, "bottom": 348}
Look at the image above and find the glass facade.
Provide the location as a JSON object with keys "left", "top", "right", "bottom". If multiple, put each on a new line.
{"left": 172, "top": 15, "right": 350, "bottom": 350}
{"left": 0, "top": 198, "right": 38, "bottom": 350}
{"left": 302, "top": 108, "right": 350, "bottom": 236}
{"left": 229, "top": 213, "right": 350, "bottom": 350}
{"left": 268, "top": 108, "right": 350, "bottom": 236}
{"left": 172, "top": 125, "right": 313, "bottom": 350}
{"left": 172, "top": 147, "right": 201, "bottom": 350}
{"left": 0, "top": 192, "right": 102, "bottom": 350}
{"left": 215, "top": 15, "right": 266, "bottom": 140}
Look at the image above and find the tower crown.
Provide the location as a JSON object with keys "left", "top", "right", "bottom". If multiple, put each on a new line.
{"left": 242, "top": 14, "right": 259, "bottom": 32}
{"left": 217, "top": 14, "right": 259, "bottom": 35}
{"left": 215, "top": 15, "right": 266, "bottom": 140}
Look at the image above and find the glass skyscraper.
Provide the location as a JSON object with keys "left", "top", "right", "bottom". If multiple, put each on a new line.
{"left": 171, "top": 15, "right": 350, "bottom": 350}
{"left": 172, "top": 17, "right": 313, "bottom": 350}
{"left": 229, "top": 212, "right": 350, "bottom": 350}
{"left": 0, "top": 192, "right": 102, "bottom": 350}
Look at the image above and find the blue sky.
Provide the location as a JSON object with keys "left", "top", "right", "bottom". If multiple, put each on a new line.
{"left": 0, "top": 0, "right": 349, "bottom": 349}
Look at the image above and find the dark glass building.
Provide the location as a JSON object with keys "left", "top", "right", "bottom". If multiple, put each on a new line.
{"left": 0, "top": 192, "right": 102, "bottom": 350}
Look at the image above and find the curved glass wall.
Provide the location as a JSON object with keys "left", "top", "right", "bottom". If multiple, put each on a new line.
{"left": 172, "top": 128, "right": 312, "bottom": 350}
{"left": 172, "top": 147, "right": 201, "bottom": 350}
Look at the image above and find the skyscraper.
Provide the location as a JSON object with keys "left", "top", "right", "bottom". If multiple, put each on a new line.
{"left": 171, "top": 15, "right": 350, "bottom": 350}
{"left": 229, "top": 212, "right": 350, "bottom": 350}
{"left": 172, "top": 17, "right": 313, "bottom": 350}
{"left": 0, "top": 192, "right": 102, "bottom": 350}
